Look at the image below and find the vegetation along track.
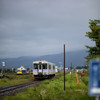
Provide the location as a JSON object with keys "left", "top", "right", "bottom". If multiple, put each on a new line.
{"left": 0, "top": 72, "right": 68, "bottom": 97}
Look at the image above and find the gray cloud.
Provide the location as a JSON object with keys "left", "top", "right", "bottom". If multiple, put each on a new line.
{"left": 0, "top": 0, "right": 100, "bottom": 58}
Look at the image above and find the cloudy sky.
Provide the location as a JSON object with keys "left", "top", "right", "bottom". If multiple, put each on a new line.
{"left": 0, "top": 0, "right": 100, "bottom": 58}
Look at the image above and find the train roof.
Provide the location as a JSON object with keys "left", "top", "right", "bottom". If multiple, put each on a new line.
{"left": 33, "top": 60, "right": 55, "bottom": 65}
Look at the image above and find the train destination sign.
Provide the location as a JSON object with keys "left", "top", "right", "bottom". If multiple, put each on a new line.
{"left": 89, "top": 59, "right": 100, "bottom": 96}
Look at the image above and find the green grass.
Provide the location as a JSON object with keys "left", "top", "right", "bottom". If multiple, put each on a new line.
{"left": 1, "top": 73, "right": 95, "bottom": 100}
{"left": 0, "top": 75, "right": 33, "bottom": 87}
{"left": 7, "top": 74, "right": 33, "bottom": 79}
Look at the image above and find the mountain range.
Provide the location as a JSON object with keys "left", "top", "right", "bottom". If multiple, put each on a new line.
{"left": 0, "top": 49, "right": 88, "bottom": 69}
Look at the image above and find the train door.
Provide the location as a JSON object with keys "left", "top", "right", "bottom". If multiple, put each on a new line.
{"left": 42, "top": 64, "right": 48, "bottom": 75}
{"left": 38, "top": 64, "right": 43, "bottom": 74}
{"left": 33, "top": 64, "right": 38, "bottom": 75}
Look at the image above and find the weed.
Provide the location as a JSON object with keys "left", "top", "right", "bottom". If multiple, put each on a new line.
{"left": 1, "top": 73, "right": 95, "bottom": 100}
{"left": 1, "top": 79, "right": 7, "bottom": 83}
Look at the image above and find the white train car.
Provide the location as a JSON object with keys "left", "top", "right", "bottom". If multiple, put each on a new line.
{"left": 33, "top": 61, "right": 55, "bottom": 79}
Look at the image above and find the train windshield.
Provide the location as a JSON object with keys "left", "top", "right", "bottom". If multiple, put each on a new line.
{"left": 34, "top": 64, "right": 38, "bottom": 69}
{"left": 34, "top": 63, "right": 47, "bottom": 69}
{"left": 42, "top": 64, "right": 47, "bottom": 69}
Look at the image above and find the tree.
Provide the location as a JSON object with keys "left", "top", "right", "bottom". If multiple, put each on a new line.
{"left": 76, "top": 66, "right": 82, "bottom": 69}
{"left": 85, "top": 19, "right": 100, "bottom": 63}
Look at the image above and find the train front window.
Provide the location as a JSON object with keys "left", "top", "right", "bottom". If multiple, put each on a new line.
{"left": 43, "top": 64, "right": 47, "bottom": 69}
{"left": 34, "top": 64, "right": 38, "bottom": 69}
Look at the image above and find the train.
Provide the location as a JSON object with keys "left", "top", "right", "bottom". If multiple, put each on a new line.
{"left": 33, "top": 61, "right": 55, "bottom": 79}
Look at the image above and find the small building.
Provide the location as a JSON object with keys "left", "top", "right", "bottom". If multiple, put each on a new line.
{"left": 55, "top": 66, "right": 59, "bottom": 72}
{"left": 58, "top": 66, "right": 63, "bottom": 71}
{"left": 76, "top": 68, "right": 87, "bottom": 72}
{"left": 65, "top": 68, "right": 68, "bottom": 71}
{"left": 17, "top": 66, "right": 27, "bottom": 73}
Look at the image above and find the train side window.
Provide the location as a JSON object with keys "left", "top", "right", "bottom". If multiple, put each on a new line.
{"left": 43, "top": 64, "right": 47, "bottom": 69}
{"left": 53, "top": 65, "right": 55, "bottom": 70}
{"left": 34, "top": 64, "right": 38, "bottom": 69}
{"left": 49, "top": 65, "right": 51, "bottom": 69}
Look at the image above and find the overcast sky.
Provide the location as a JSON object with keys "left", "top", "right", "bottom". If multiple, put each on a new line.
{"left": 0, "top": 0, "right": 100, "bottom": 58}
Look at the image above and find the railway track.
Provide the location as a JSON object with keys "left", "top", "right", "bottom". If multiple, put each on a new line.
{"left": 0, "top": 72, "right": 68, "bottom": 97}
{"left": 0, "top": 80, "right": 40, "bottom": 97}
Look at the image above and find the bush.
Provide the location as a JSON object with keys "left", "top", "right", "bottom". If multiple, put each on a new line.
{"left": 81, "top": 76, "right": 88, "bottom": 86}
{"left": 1, "top": 79, "right": 7, "bottom": 83}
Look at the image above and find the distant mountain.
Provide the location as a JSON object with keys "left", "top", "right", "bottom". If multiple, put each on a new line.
{"left": 0, "top": 49, "right": 88, "bottom": 68}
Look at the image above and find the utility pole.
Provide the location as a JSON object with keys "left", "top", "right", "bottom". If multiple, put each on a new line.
{"left": 64, "top": 44, "right": 66, "bottom": 91}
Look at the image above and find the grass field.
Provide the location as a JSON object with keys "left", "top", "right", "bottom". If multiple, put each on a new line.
{"left": 0, "top": 75, "right": 33, "bottom": 87}
{"left": 1, "top": 73, "right": 95, "bottom": 100}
